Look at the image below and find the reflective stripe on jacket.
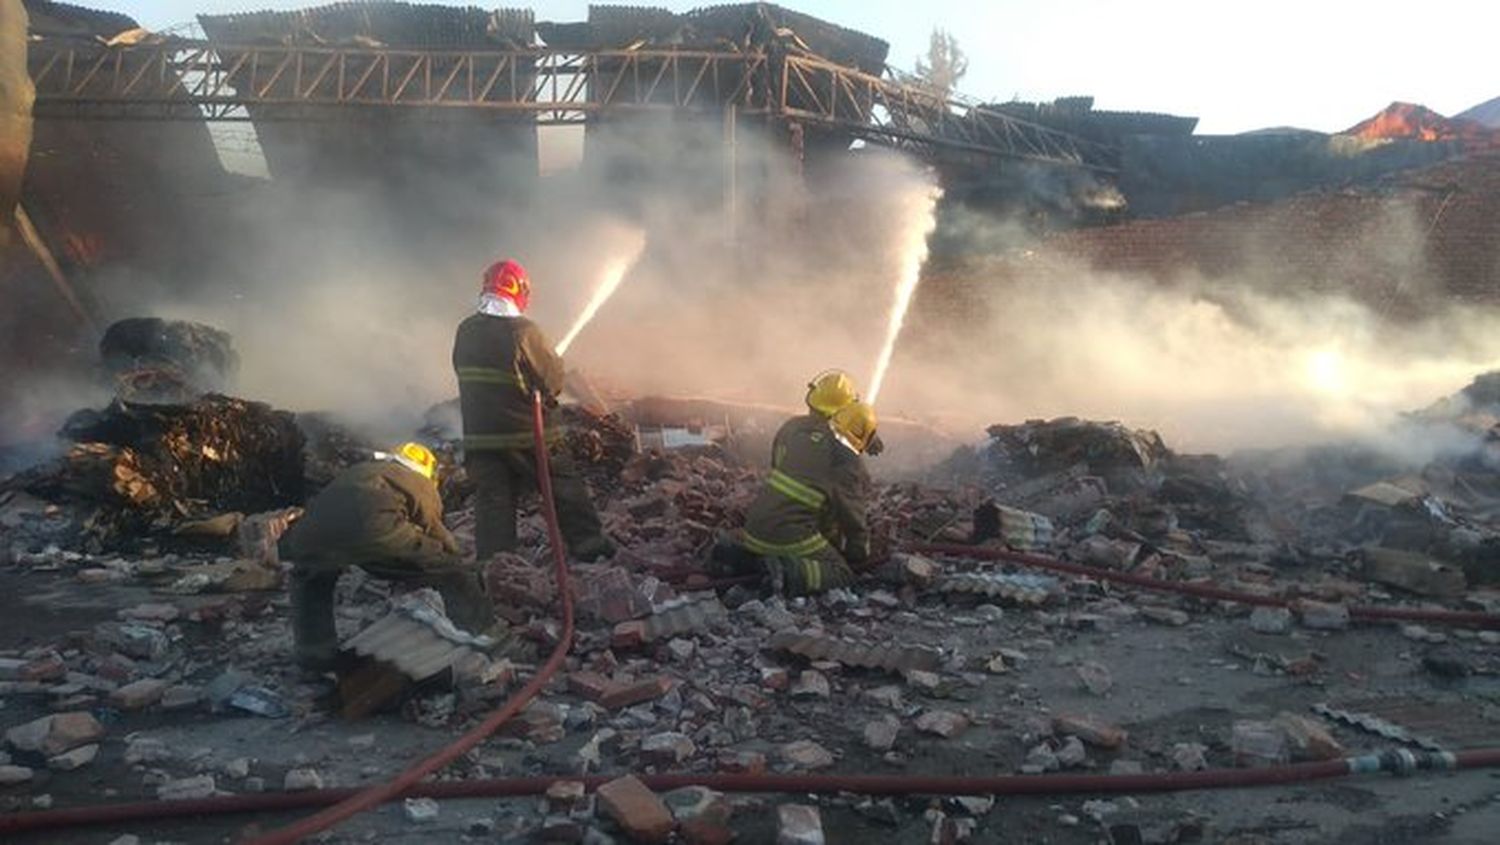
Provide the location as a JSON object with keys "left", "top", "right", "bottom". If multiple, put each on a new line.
{"left": 452, "top": 313, "right": 565, "bottom": 451}
{"left": 742, "top": 414, "right": 871, "bottom": 564}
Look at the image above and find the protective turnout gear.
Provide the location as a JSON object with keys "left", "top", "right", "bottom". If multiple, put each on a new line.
{"left": 453, "top": 310, "right": 566, "bottom": 450}
{"left": 830, "top": 401, "right": 879, "bottom": 455}
{"left": 380, "top": 441, "right": 438, "bottom": 481}
{"left": 452, "top": 291, "right": 611, "bottom": 561}
{"left": 279, "top": 461, "right": 494, "bottom": 670}
{"left": 466, "top": 450, "right": 614, "bottom": 560}
{"left": 481, "top": 259, "right": 531, "bottom": 313}
{"left": 718, "top": 413, "right": 873, "bottom": 596}
{"left": 804, "top": 369, "right": 859, "bottom": 418}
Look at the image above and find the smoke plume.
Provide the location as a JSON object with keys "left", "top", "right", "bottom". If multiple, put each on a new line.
{"left": 7, "top": 100, "right": 1497, "bottom": 478}
{"left": 889, "top": 209, "right": 1500, "bottom": 457}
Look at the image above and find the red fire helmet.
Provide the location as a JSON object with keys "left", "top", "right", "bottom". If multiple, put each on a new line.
{"left": 481, "top": 259, "right": 531, "bottom": 312}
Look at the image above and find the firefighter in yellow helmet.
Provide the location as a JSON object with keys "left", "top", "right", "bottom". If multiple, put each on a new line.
{"left": 805, "top": 369, "right": 858, "bottom": 418}
{"left": 714, "top": 401, "right": 878, "bottom": 597}
{"left": 803, "top": 369, "right": 884, "bottom": 456}
{"left": 279, "top": 442, "right": 496, "bottom": 671}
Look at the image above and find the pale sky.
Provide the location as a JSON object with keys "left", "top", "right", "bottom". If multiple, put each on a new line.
{"left": 110, "top": 0, "right": 1497, "bottom": 134}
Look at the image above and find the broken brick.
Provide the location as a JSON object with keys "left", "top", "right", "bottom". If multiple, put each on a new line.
{"left": 716, "top": 749, "right": 767, "bottom": 775}
{"left": 109, "top": 678, "right": 168, "bottom": 710}
{"left": 1052, "top": 713, "right": 1127, "bottom": 749}
{"left": 501, "top": 703, "right": 564, "bottom": 744}
{"left": 1274, "top": 712, "right": 1344, "bottom": 762}
{"left": 915, "top": 710, "right": 970, "bottom": 739}
{"left": 601, "top": 676, "right": 672, "bottom": 710}
{"left": 760, "top": 667, "right": 790, "bottom": 692}
{"left": 567, "top": 671, "right": 613, "bottom": 702}
{"left": 545, "top": 780, "right": 588, "bottom": 813}
{"left": 640, "top": 731, "right": 697, "bottom": 766}
{"left": 790, "top": 670, "right": 830, "bottom": 700}
{"left": 19, "top": 653, "right": 66, "bottom": 683}
{"left": 779, "top": 739, "right": 835, "bottom": 770}
{"left": 596, "top": 774, "right": 674, "bottom": 844}
{"left": 572, "top": 567, "right": 655, "bottom": 624}
{"left": 6, "top": 712, "right": 105, "bottom": 757}
{"left": 612, "top": 620, "right": 649, "bottom": 650}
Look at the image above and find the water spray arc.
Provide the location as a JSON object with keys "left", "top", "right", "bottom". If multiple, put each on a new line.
{"left": 555, "top": 229, "right": 648, "bottom": 356}
{"left": 867, "top": 185, "right": 942, "bottom": 405}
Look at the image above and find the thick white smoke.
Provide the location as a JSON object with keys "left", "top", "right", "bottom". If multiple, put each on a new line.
{"left": 887, "top": 256, "right": 1500, "bottom": 454}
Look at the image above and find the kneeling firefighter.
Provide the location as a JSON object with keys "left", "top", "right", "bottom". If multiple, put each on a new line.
{"left": 716, "top": 401, "right": 879, "bottom": 596}
{"left": 279, "top": 443, "right": 496, "bottom": 671}
{"left": 804, "top": 368, "right": 884, "bottom": 456}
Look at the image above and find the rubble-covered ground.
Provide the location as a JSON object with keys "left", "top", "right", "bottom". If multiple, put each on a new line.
{"left": 3, "top": 375, "right": 1500, "bottom": 844}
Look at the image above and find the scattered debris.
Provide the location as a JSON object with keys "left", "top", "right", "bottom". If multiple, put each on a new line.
{"left": 766, "top": 630, "right": 942, "bottom": 674}
{"left": 934, "top": 571, "right": 1059, "bottom": 605}
{"left": 914, "top": 710, "right": 970, "bottom": 739}
{"left": 402, "top": 797, "right": 440, "bottom": 823}
{"left": 777, "top": 803, "right": 825, "bottom": 845}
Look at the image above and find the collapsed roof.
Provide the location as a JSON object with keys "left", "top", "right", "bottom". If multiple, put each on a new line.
{"left": 540, "top": 3, "right": 889, "bottom": 73}
{"left": 197, "top": 1, "right": 533, "bottom": 47}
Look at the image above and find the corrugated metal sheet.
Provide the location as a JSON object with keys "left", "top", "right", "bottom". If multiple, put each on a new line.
{"left": 23, "top": 0, "right": 136, "bottom": 39}
{"left": 1316, "top": 697, "right": 1500, "bottom": 751}
{"left": 935, "top": 572, "right": 1059, "bottom": 606}
{"left": 640, "top": 594, "right": 729, "bottom": 642}
{"left": 767, "top": 629, "right": 942, "bottom": 674}
{"left": 342, "top": 600, "right": 493, "bottom": 682}
{"left": 199, "top": 2, "right": 532, "bottom": 47}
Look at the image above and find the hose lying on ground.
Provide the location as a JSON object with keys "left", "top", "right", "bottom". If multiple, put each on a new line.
{"left": 241, "top": 393, "right": 578, "bottom": 845}
{"left": 3, "top": 749, "right": 1497, "bottom": 835}
{"left": 909, "top": 542, "right": 1500, "bottom": 630}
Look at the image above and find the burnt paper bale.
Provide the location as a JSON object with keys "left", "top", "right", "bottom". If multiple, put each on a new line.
{"left": 983, "top": 417, "right": 1170, "bottom": 493}
{"left": 99, "top": 318, "right": 239, "bottom": 402}
{"left": 295, "top": 412, "right": 378, "bottom": 493}
{"left": 17, "top": 395, "right": 306, "bottom": 540}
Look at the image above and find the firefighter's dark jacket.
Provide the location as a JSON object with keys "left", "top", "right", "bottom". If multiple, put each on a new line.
{"left": 281, "top": 461, "right": 458, "bottom": 560}
{"left": 742, "top": 414, "right": 872, "bottom": 563}
{"left": 452, "top": 313, "right": 565, "bottom": 451}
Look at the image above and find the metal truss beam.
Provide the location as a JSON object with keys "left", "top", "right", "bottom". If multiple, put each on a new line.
{"left": 26, "top": 40, "right": 1116, "bottom": 169}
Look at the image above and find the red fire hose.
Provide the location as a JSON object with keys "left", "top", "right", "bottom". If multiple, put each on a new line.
{"left": 241, "top": 393, "right": 579, "bottom": 845}
{"left": 909, "top": 542, "right": 1500, "bottom": 630}
{"left": 4, "top": 749, "right": 1499, "bottom": 835}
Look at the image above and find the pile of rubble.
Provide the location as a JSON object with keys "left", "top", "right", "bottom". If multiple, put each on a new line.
{"left": 4, "top": 366, "right": 1500, "bottom": 841}
{"left": 3, "top": 394, "right": 306, "bottom": 547}
{"left": 98, "top": 317, "right": 239, "bottom": 403}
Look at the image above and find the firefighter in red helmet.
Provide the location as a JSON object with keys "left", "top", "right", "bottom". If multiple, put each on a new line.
{"left": 452, "top": 259, "right": 613, "bottom": 561}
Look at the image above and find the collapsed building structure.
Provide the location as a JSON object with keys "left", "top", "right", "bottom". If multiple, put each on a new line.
{"left": 3, "top": 4, "right": 1500, "bottom": 840}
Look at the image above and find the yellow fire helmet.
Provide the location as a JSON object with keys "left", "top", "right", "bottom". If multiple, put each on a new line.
{"left": 805, "top": 369, "right": 859, "bottom": 418}
{"left": 830, "top": 401, "right": 878, "bottom": 455}
{"left": 389, "top": 441, "right": 439, "bottom": 481}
